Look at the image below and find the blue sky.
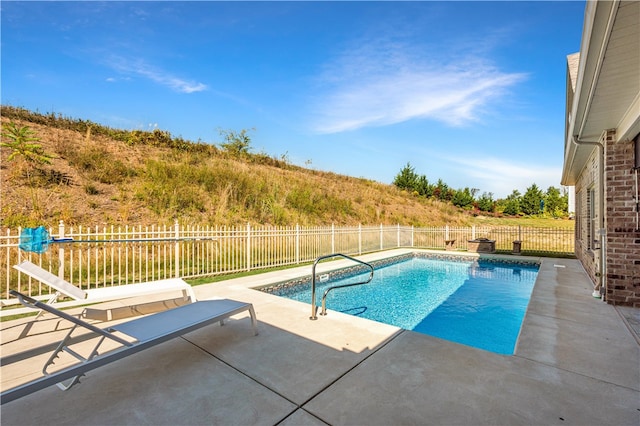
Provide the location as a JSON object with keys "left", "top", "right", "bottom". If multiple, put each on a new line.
{"left": 1, "top": 1, "right": 586, "bottom": 198}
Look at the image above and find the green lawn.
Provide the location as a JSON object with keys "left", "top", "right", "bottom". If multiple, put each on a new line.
{"left": 469, "top": 216, "right": 574, "bottom": 228}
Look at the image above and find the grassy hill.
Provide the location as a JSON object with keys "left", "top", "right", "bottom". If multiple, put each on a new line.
{"left": 1, "top": 106, "right": 479, "bottom": 228}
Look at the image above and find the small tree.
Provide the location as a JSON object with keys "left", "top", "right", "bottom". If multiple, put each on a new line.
{"left": 218, "top": 128, "right": 254, "bottom": 157}
{"left": 452, "top": 187, "right": 475, "bottom": 209}
{"left": 415, "top": 174, "right": 434, "bottom": 198}
{"left": 476, "top": 192, "right": 495, "bottom": 213}
{"left": 393, "top": 163, "right": 419, "bottom": 192}
{"left": 521, "top": 184, "right": 544, "bottom": 215}
{"left": 1, "top": 122, "right": 53, "bottom": 165}
{"left": 544, "top": 186, "right": 565, "bottom": 217}
{"left": 502, "top": 190, "right": 522, "bottom": 216}
{"left": 1, "top": 122, "right": 54, "bottom": 218}
{"left": 434, "top": 179, "right": 452, "bottom": 201}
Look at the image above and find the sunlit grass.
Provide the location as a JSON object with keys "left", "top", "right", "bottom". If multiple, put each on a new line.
{"left": 469, "top": 216, "right": 574, "bottom": 228}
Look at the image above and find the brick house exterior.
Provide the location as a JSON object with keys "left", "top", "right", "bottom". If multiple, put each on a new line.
{"left": 562, "top": 1, "right": 640, "bottom": 306}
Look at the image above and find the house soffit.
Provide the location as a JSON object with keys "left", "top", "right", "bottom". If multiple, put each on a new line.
{"left": 578, "top": 1, "right": 640, "bottom": 143}
{"left": 563, "top": 1, "right": 640, "bottom": 185}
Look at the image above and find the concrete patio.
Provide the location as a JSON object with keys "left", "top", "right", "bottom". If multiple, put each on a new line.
{"left": 1, "top": 249, "right": 638, "bottom": 425}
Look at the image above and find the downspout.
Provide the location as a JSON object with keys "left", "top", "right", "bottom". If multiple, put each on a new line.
{"left": 634, "top": 135, "right": 640, "bottom": 231}
{"left": 571, "top": 135, "right": 606, "bottom": 300}
{"left": 566, "top": 2, "right": 619, "bottom": 301}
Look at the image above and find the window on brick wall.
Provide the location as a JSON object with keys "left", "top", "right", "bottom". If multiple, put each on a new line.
{"left": 588, "top": 187, "right": 596, "bottom": 250}
{"left": 576, "top": 191, "right": 582, "bottom": 238}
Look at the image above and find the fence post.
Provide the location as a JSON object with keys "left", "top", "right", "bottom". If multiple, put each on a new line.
{"left": 471, "top": 225, "right": 476, "bottom": 240}
{"left": 4, "top": 229, "right": 10, "bottom": 298}
{"left": 411, "top": 225, "right": 414, "bottom": 247}
{"left": 174, "top": 220, "right": 180, "bottom": 278}
{"left": 397, "top": 224, "right": 400, "bottom": 247}
{"left": 380, "top": 224, "right": 383, "bottom": 250}
{"left": 445, "top": 225, "right": 449, "bottom": 242}
{"left": 246, "top": 222, "right": 251, "bottom": 271}
{"left": 358, "top": 224, "right": 362, "bottom": 255}
{"left": 296, "top": 223, "right": 300, "bottom": 264}
{"left": 331, "top": 223, "right": 335, "bottom": 254}
{"left": 58, "top": 220, "right": 65, "bottom": 279}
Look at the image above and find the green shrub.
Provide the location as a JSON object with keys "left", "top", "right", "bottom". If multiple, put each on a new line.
{"left": 84, "top": 184, "right": 100, "bottom": 195}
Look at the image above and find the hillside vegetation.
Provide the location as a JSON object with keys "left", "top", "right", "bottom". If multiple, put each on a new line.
{"left": 1, "top": 106, "right": 481, "bottom": 228}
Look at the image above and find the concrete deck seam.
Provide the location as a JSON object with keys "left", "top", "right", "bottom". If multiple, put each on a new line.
{"left": 180, "top": 326, "right": 405, "bottom": 426}
{"left": 296, "top": 329, "right": 406, "bottom": 411}
{"left": 275, "top": 408, "right": 330, "bottom": 426}
{"left": 178, "top": 335, "right": 302, "bottom": 424}
{"left": 514, "top": 354, "right": 640, "bottom": 393}
{"left": 614, "top": 306, "right": 640, "bottom": 346}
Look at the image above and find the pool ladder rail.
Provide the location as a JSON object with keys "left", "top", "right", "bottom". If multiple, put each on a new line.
{"left": 310, "top": 253, "right": 374, "bottom": 320}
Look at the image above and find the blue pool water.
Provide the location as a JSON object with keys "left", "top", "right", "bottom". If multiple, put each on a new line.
{"left": 267, "top": 256, "right": 539, "bottom": 355}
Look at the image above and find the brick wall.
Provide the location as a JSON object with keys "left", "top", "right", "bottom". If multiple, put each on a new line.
{"left": 605, "top": 131, "right": 640, "bottom": 306}
{"left": 574, "top": 146, "right": 601, "bottom": 292}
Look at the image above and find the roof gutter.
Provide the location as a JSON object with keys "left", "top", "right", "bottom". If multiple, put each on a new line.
{"left": 563, "top": 0, "right": 619, "bottom": 185}
{"left": 576, "top": 0, "right": 618, "bottom": 140}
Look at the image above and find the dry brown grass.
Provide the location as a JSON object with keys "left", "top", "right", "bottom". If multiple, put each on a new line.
{"left": 1, "top": 115, "right": 476, "bottom": 228}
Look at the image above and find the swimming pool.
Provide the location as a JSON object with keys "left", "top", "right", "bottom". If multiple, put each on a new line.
{"left": 262, "top": 254, "right": 539, "bottom": 355}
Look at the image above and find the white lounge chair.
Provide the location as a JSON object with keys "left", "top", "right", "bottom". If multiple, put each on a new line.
{"left": 5, "top": 260, "right": 197, "bottom": 320}
{"left": 1, "top": 290, "right": 258, "bottom": 404}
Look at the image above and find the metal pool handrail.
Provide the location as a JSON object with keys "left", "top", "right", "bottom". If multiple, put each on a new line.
{"left": 310, "top": 253, "right": 374, "bottom": 320}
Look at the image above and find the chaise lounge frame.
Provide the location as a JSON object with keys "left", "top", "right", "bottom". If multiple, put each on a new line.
{"left": 4, "top": 260, "right": 197, "bottom": 320}
{"left": 1, "top": 290, "right": 258, "bottom": 405}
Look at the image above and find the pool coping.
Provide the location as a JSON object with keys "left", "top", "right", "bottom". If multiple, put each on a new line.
{"left": 231, "top": 248, "right": 543, "bottom": 290}
{"left": 255, "top": 248, "right": 541, "bottom": 294}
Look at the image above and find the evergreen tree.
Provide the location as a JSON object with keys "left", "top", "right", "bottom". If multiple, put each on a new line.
{"left": 452, "top": 187, "right": 475, "bottom": 209}
{"left": 476, "top": 192, "right": 495, "bottom": 212}
{"left": 521, "top": 184, "right": 544, "bottom": 215}
{"left": 502, "top": 190, "right": 522, "bottom": 216}
{"left": 544, "top": 186, "right": 562, "bottom": 217}
{"left": 393, "top": 163, "right": 419, "bottom": 192}
{"left": 391, "top": 160, "right": 569, "bottom": 219}
{"left": 542, "top": 186, "right": 570, "bottom": 218}
{"left": 434, "top": 179, "right": 451, "bottom": 201}
{"left": 560, "top": 187, "right": 569, "bottom": 216}
{"left": 415, "top": 175, "right": 434, "bottom": 198}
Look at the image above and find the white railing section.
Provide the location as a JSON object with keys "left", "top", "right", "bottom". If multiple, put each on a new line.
{"left": 0, "top": 221, "right": 574, "bottom": 300}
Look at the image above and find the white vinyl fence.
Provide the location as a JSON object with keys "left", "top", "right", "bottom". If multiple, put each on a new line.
{"left": 1, "top": 221, "right": 574, "bottom": 300}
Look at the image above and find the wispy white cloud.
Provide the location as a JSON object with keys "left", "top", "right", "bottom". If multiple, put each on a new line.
{"left": 311, "top": 39, "right": 526, "bottom": 134}
{"left": 105, "top": 76, "right": 131, "bottom": 83}
{"left": 444, "top": 155, "right": 562, "bottom": 198}
{"left": 106, "top": 55, "right": 207, "bottom": 93}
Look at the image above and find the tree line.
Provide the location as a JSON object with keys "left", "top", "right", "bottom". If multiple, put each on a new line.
{"left": 393, "top": 163, "right": 569, "bottom": 218}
